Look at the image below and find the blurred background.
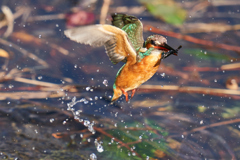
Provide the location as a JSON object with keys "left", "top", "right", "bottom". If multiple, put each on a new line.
{"left": 0, "top": 0, "right": 240, "bottom": 159}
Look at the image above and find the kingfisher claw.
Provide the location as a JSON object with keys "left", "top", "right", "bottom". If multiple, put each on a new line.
{"left": 131, "top": 89, "right": 136, "bottom": 99}
{"left": 120, "top": 88, "right": 129, "bottom": 102}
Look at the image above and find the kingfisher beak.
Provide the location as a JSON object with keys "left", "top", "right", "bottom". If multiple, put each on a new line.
{"left": 154, "top": 43, "right": 175, "bottom": 51}
{"left": 157, "top": 44, "right": 182, "bottom": 59}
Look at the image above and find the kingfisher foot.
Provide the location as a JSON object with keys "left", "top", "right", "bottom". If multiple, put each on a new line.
{"left": 131, "top": 89, "right": 136, "bottom": 99}
{"left": 120, "top": 88, "right": 129, "bottom": 102}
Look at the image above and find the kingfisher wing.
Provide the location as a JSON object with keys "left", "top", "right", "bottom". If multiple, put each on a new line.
{"left": 111, "top": 13, "right": 144, "bottom": 51}
{"left": 64, "top": 24, "right": 137, "bottom": 64}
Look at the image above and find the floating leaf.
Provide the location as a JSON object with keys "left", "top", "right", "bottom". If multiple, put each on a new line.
{"left": 198, "top": 105, "right": 207, "bottom": 113}
{"left": 138, "top": 0, "right": 187, "bottom": 25}
{"left": 222, "top": 106, "right": 240, "bottom": 119}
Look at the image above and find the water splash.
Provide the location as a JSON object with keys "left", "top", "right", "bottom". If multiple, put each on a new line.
{"left": 94, "top": 139, "right": 104, "bottom": 153}
{"left": 67, "top": 97, "right": 95, "bottom": 134}
{"left": 84, "top": 120, "right": 95, "bottom": 134}
{"left": 90, "top": 153, "right": 97, "bottom": 160}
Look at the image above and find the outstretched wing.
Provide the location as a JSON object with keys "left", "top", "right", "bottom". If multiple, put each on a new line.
{"left": 111, "top": 13, "right": 144, "bottom": 51}
{"left": 64, "top": 24, "right": 137, "bottom": 64}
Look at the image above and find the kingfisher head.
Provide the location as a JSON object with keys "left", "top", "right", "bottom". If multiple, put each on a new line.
{"left": 144, "top": 35, "right": 182, "bottom": 59}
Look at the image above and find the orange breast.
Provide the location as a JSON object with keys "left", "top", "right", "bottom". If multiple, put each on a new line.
{"left": 115, "top": 52, "right": 162, "bottom": 91}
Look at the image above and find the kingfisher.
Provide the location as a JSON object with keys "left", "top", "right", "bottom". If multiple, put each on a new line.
{"left": 64, "top": 13, "right": 181, "bottom": 102}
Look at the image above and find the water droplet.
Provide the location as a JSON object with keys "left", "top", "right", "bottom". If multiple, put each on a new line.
{"left": 38, "top": 76, "right": 42, "bottom": 80}
{"left": 50, "top": 118, "right": 54, "bottom": 123}
{"left": 88, "top": 123, "right": 95, "bottom": 134}
{"left": 111, "top": 138, "right": 115, "bottom": 143}
{"left": 8, "top": 84, "right": 14, "bottom": 89}
{"left": 214, "top": 79, "right": 217, "bottom": 82}
{"left": 86, "top": 87, "right": 90, "bottom": 91}
{"left": 72, "top": 96, "right": 76, "bottom": 102}
{"left": 160, "top": 73, "right": 165, "bottom": 77}
{"left": 95, "top": 139, "right": 104, "bottom": 153}
{"left": 75, "top": 110, "right": 82, "bottom": 116}
{"left": 200, "top": 120, "right": 203, "bottom": 124}
{"left": 39, "top": 35, "right": 42, "bottom": 38}
{"left": 90, "top": 153, "right": 97, "bottom": 160}
{"left": 80, "top": 134, "right": 83, "bottom": 138}
{"left": 139, "top": 136, "right": 142, "bottom": 140}
{"left": 84, "top": 100, "right": 89, "bottom": 104}
{"left": 84, "top": 120, "right": 90, "bottom": 126}
{"left": 70, "top": 134, "right": 76, "bottom": 140}
{"left": 103, "top": 79, "right": 108, "bottom": 86}
{"left": 74, "top": 64, "right": 77, "bottom": 68}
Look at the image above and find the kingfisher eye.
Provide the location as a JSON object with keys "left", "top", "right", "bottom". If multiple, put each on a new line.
{"left": 151, "top": 40, "right": 155, "bottom": 45}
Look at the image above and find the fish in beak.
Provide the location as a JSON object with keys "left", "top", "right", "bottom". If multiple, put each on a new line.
{"left": 154, "top": 43, "right": 182, "bottom": 59}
